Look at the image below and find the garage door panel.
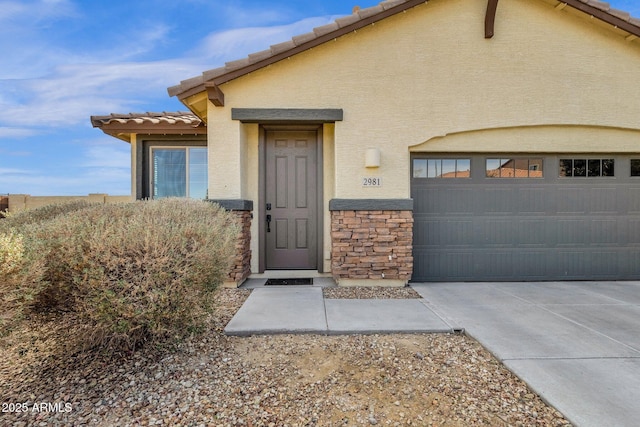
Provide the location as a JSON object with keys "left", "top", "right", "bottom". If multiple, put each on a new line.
{"left": 557, "top": 251, "right": 591, "bottom": 279}
{"left": 556, "top": 187, "right": 588, "bottom": 214}
{"left": 516, "top": 219, "right": 548, "bottom": 246}
{"left": 629, "top": 189, "right": 640, "bottom": 213}
{"left": 480, "top": 251, "right": 515, "bottom": 279}
{"left": 514, "top": 251, "right": 550, "bottom": 279}
{"left": 628, "top": 219, "right": 640, "bottom": 245}
{"left": 413, "top": 188, "right": 438, "bottom": 213}
{"left": 621, "top": 250, "right": 640, "bottom": 276}
{"left": 590, "top": 219, "right": 618, "bottom": 245}
{"left": 412, "top": 154, "right": 640, "bottom": 281}
{"left": 443, "top": 188, "right": 475, "bottom": 215}
{"left": 588, "top": 187, "right": 618, "bottom": 213}
{"left": 443, "top": 220, "right": 474, "bottom": 246}
{"left": 589, "top": 251, "right": 621, "bottom": 278}
{"left": 482, "top": 188, "right": 515, "bottom": 215}
{"left": 556, "top": 219, "right": 588, "bottom": 246}
{"left": 484, "top": 219, "right": 515, "bottom": 246}
{"left": 517, "top": 187, "right": 547, "bottom": 214}
{"left": 413, "top": 218, "right": 441, "bottom": 247}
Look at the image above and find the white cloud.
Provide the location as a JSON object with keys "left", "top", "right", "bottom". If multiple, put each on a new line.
{"left": 1, "top": 60, "right": 203, "bottom": 127}
{"left": 0, "top": 0, "right": 76, "bottom": 25}
{"left": 219, "top": 4, "right": 293, "bottom": 27}
{"left": 0, "top": 127, "right": 40, "bottom": 138}
{"left": 0, "top": 167, "right": 34, "bottom": 176}
{"left": 0, "top": 13, "right": 339, "bottom": 130}
{"left": 189, "top": 16, "right": 336, "bottom": 63}
{"left": 80, "top": 139, "right": 131, "bottom": 169}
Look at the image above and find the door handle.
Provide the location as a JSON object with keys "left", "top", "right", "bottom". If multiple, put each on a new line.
{"left": 266, "top": 214, "right": 271, "bottom": 232}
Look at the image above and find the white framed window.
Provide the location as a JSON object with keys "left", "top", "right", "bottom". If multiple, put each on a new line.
{"left": 150, "top": 147, "right": 207, "bottom": 199}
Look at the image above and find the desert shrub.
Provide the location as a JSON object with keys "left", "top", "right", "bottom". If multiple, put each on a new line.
{"left": 3, "top": 198, "right": 239, "bottom": 354}
{"left": 0, "top": 200, "right": 94, "bottom": 232}
{"left": 0, "top": 230, "right": 24, "bottom": 275}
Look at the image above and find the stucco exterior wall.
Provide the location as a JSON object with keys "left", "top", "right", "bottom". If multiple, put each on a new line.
{"left": 322, "top": 123, "right": 336, "bottom": 272}
{"left": 204, "top": 0, "right": 640, "bottom": 202}
{"left": 410, "top": 125, "right": 640, "bottom": 153}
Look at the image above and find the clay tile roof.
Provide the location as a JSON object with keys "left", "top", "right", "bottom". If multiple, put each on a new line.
{"left": 167, "top": 0, "right": 640, "bottom": 100}
{"left": 90, "top": 111, "right": 202, "bottom": 128}
{"left": 90, "top": 112, "right": 206, "bottom": 142}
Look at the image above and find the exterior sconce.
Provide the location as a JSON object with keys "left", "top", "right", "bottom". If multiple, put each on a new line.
{"left": 365, "top": 148, "right": 381, "bottom": 168}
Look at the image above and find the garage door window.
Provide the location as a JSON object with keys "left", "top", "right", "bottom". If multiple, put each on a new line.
{"left": 486, "top": 158, "right": 543, "bottom": 178}
{"left": 631, "top": 160, "right": 640, "bottom": 177}
{"left": 413, "top": 159, "right": 470, "bottom": 178}
{"left": 559, "top": 159, "right": 614, "bottom": 177}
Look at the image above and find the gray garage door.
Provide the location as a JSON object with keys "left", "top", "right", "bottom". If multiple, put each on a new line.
{"left": 411, "top": 155, "right": 640, "bottom": 281}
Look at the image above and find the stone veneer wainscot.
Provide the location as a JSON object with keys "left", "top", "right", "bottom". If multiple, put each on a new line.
{"left": 209, "top": 200, "right": 253, "bottom": 287}
{"left": 330, "top": 200, "right": 413, "bottom": 286}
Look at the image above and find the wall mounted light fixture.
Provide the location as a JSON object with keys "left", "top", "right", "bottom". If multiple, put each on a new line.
{"left": 365, "top": 148, "right": 381, "bottom": 168}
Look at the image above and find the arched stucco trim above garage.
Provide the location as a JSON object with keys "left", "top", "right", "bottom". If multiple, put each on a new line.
{"left": 409, "top": 125, "right": 640, "bottom": 154}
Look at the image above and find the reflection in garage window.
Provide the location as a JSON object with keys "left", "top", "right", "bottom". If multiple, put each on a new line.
{"left": 486, "top": 158, "right": 543, "bottom": 178}
{"left": 631, "top": 160, "right": 640, "bottom": 177}
{"left": 412, "top": 159, "right": 470, "bottom": 178}
{"left": 559, "top": 159, "right": 614, "bottom": 177}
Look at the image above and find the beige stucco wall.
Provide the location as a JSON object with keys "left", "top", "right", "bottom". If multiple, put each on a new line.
{"left": 410, "top": 125, "right": 640, "bottom": 153}
{"left": 205, "top": 0, "right": 640, "bottom": 201}
{"left": 322, "top": 122, "right": 336, "bottom": 272}
{"left": 200, "top": 0, "right": 640, "bottom": 272}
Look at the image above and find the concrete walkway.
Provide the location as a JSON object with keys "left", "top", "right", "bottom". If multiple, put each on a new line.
{"left": 224, "top": 286, "right": 454, "bottom": 335}
{"left": 224, "top": 281, "right": 640, "bottom": 427}
{"left": 412, "top": 281, "right": 640, "bottom": 427}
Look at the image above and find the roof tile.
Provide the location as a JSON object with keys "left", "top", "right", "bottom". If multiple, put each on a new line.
{"left": 270, "top": 40, "right": 296, "bottom": 54}
{"left": 248, "top": 49, "right": 273, "bottom": 63}
{"left": 609, "top": 9, "right": 630, "bottom": 20}
{"left": 358, "top": 5, "right": 385, "bottom": 19}
{"left": 225, "top": 58, "right": 251, "bottom": 70}
{"left": 335, "top": 13, "right": 361, "bottom": 28}
{"left": 589, "top": 0, "right": 610, "bottom": 11}
{"left": 313, "top": 22, "right": 340, "bottom": 37}
{"left": 91, "top": 112, "right": 202, "bottom": 128}
{"left": 381, "top": 0, "right": 407, "bottom": 10}
{"left": 292, "top": 31, "right": 318, "bottom": 45}
{"left": 202, "top": 67, "right": 226, "bottom": 81}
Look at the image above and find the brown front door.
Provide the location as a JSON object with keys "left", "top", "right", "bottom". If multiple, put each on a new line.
{"left": 265, "top": 130, "right": 317, "bottom": 269}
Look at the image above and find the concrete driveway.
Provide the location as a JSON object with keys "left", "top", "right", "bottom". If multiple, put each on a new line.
{"left": 411, "top": 281, "right": 640, "bottom": 427}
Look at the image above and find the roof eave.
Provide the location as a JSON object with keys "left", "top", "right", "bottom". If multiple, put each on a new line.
{"left": 168, "top": 0, "right": 428, "bottom": 101}
{"left": 167, "top": 0, "right": 640, "bottom": 102}
{"left": 561, "top": 0, "right": 640, "bottom": 37}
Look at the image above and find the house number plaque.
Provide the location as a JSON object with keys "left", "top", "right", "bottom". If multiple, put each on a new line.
{"left": 362, "top": 177, "right": 382, "bottom": 187}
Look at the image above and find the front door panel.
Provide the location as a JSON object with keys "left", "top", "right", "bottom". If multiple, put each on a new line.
{"left": 266, "top": 130, "right": 317, "bottom": 269}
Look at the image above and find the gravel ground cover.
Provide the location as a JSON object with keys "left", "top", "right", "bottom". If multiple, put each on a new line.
{"left": 323, "top": 286, "right": 422, "bottom": 300}
{"left": 1, "top": 288, "right": 571, "bottom": 426}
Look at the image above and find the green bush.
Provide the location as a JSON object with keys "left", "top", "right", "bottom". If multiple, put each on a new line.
{"left": 1, "top": 198, "right": 239, "bottom": 354}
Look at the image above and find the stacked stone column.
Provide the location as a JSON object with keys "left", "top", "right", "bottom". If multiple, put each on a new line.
{"left": 330, "top": 200, "right": 413, "bottom": 286}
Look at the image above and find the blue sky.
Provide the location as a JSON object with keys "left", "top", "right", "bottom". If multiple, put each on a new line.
{"left": 1, "top": 0, "right": 639, "bottom": 196}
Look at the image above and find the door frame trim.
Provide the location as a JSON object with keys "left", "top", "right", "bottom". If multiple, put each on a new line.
{"left": 258, "top": 125, "right": 324, "bottom": 273}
